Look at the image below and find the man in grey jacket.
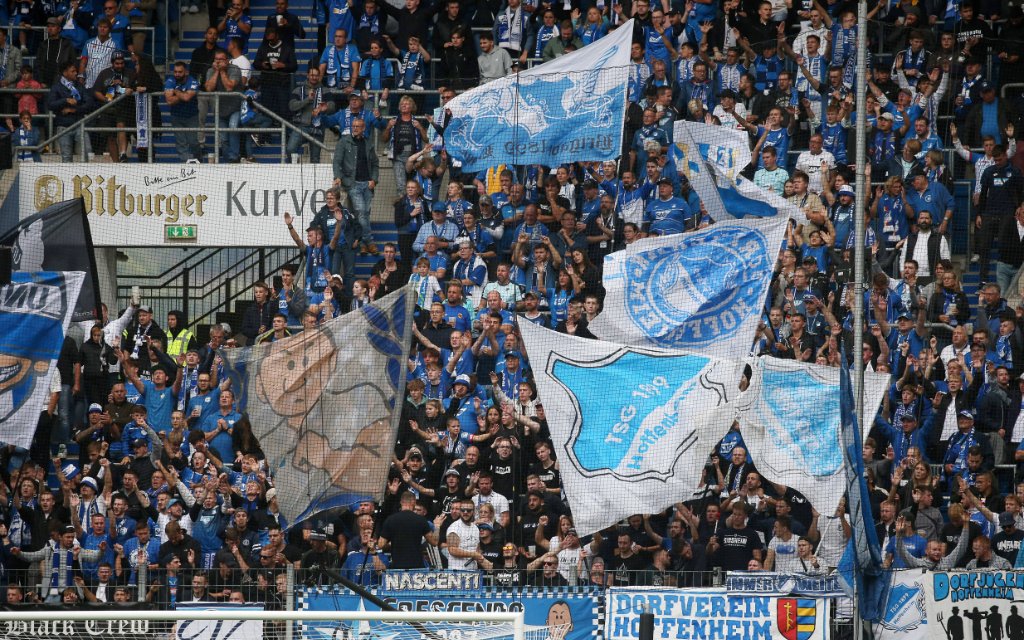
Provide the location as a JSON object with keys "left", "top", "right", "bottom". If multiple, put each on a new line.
{"left": 332, "top": 117, "right": 380, "bottom": 254}
{"left": 286, "top": 66, "right": 335, "bottom": 163}
{"left": 9, "top": 525, "right": 105, "bottom": 602}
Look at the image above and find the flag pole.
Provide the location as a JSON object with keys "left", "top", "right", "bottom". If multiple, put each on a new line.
{"left": 852, "top": 0, "right": 869, "bottom": 637}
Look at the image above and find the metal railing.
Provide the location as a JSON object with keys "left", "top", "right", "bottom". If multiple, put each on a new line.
{"left": 115, "top": 245, "right": 300, "bottom": 329}
{"left": 2, "top": 23, "right": 161, "bottom": 61}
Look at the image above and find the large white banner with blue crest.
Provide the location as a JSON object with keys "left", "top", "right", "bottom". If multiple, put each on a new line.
{"left": 221, "top": 286, "right": 415, "bottom": 526}
{"left": 0, "top": 271, "right": 84, "bottom": 450}
{"left": 520, "top": 322, "right": 745, "bottom": 536}
{"left": 589, "top": 217, "right": 788, "bottom": 359}
{"left": 443, "top": 21, "right": 632, "bottom": 172}
{"left": 735, "top": 357, "right": 891, "bottom": 520}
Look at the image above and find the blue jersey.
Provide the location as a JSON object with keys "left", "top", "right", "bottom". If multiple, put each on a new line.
{"left": 644, "top": 197, "right": 692, "bottom": 235}
{"left": 139, "top": 381, "right": 174, "bottom": 433}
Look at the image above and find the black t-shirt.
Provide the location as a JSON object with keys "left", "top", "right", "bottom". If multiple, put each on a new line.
{"left": 490, "top": 453, "right": 519, "bottom": 499}
{"left": 491, "top": 558, "right": 527, "bottom": 587}
{"left": 712, "top": 526, "right": 763, "bottom": 572}
{"left": 992, "top": 529, "right": 1024, "bottom": 565}
{"left": 939, "top": 521, "right": 982, "bottom": 566}
{"left": 480, "top": 538, "right": 503, "bottom": 567}
{"left": 380, "top": 510, "right": 432, "bottom": 569}
{"left": 608, "top": 552, "right": 647, "bottom": 585}
{"left": 779, "top": 487, "right": 814, "bottom": 532}
{"left": 528, "top": 462, "right": 561, "bottom": 491}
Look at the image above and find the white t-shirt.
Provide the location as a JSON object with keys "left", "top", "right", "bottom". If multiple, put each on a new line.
{"left": 446, "top": 519, "right": 480, "bottom": 570}
{"left": 795, "top": 149, "right": 836, "bottom": 194}
{"left": 473, "top": 491, "right": 510, "bottom": 519}
{"left": 769, "top": 534, "right": 802, "bottom": 573}
{"left": 231, "top": 54, "right": 253, "bottom": 81}
{"left": 713, "top": 103, "right": 748, "bottom": 130}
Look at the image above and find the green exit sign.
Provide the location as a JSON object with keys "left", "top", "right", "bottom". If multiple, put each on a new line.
{"left": 165, "top": 225, "right": 197, "bottom": 242}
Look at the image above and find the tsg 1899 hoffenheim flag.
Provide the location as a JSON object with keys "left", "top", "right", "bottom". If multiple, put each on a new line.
{"left": 443, "top": 21, "right": 633, "bottom": 172}
{"left": 0, "top": 271, "right": 84, "bottom": 450}
{"left": 589, "top": 217, "right": 788, "bottom": 359}
{"left": 520, "top": 322, "right": 744, "bottom": 536}
{"left": 735, "top": 357, "right": 890, "bottom": 520}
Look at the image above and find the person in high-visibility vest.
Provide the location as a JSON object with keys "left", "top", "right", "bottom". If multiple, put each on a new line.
{"left": 165, "top": 310, "right": 197, "bottom": 366}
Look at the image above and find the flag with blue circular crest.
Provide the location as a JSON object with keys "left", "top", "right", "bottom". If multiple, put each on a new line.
{"left": 0, "top": 271, "right": 84, "bottom": 450}
{"left": 443, "top": 21, "right": 633, "bottom": 172}
{"left": 590, "top": 217, "right": 787, "bottom": 360}
{"left": 220, "top": 286, "right": 416, "bottom": 527}
{"left": 521, "top": 321, "right": 744, "bottom": 536}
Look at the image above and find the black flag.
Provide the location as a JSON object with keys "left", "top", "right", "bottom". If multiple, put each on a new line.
{"left": 0, "top": 197, "right": 101, "bottom": 323}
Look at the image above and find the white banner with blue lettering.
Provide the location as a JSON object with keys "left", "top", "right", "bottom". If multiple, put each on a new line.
{"left": 875, "top": 569, "right": 1024, "bottom": 640}
{"left": 520, "top": 322, "right": 745, "bottom": 536}
{"left": 443, "top": 21, "right": 632, "bottom": 172}
{"left": 0, "top": 271, "right": 84, "bottom": 450}
{"left": 673, "top": 121, "right": 805, "bottom": 221}
{"left": 589, "top": 217, "right": 788, "bottom": 359}
{"left": 606, "top": 587, "right": 829, "bottom": 640}
{"left": 173, "top": 603, "right": 264, "bottom": 640}
{"left": 735, "top": 357, "right": 891, "bottom": 520}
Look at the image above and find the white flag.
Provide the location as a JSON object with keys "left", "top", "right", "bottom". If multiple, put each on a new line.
{"left": 589, "top": 217, "right": 788, "bottom": 359}
{"left": 520, "top": 321, "right": 744, "bottom": 536}
{"left": 735, "top": 357, "right": 891, "bottom": 519}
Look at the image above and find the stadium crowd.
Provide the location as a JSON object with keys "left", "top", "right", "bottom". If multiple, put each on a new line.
{"left": 5, "top": 0, "right": 1024, "bottom": 611}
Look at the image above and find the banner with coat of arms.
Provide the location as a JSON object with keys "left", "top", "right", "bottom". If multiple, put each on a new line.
{"left": 606, "top": 587, "right": 829, "bottom": 640}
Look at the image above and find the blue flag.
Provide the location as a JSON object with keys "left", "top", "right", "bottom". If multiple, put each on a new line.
{"left": 0, "top": 271, "right": 85, "bottom": 450}
{"left": 837, "top": 359, "right": 888, "bottom": 622}
{"left": 221, "top": 287, "right": 415, "bottom": 526}
{"left": 443, "top": 21, "right": 632, "bottom": 172}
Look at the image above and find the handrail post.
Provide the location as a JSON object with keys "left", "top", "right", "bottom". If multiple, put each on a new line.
{"left": 79, "top": 121, "right": 87, "bottom": 162}
{"left": 147, "top": 94, "right": 154, "bottom": 163}
{"left": 183, "top": 268, "right": 190, "bottom": 321}
{"left": 280, "top": 120, "right": 287, "bottom": 163}
{"left": 213, "top": 93, "right": 220, "bottom": 163}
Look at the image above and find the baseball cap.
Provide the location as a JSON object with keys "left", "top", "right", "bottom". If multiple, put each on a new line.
{"left": 1000, "top": 511, "right": 1016, "bottom": 527}
{"left": 63, "top": 525, "right": 77, "bottom": 535}
{"left": 137, "top": 304, "right": 153, "bottom": 313}
{"left": 111, "top": 50, "right": 125, "bottom": 61}
{"left": 523, "top": 290, "right": 540, "bottom": 299}
{"left": 308, "top": 531, "right": 327, "bottom": 541}
{"left": 478, "top": 523, "right": 494, "bottom": 531}
{"left": 443, "top": 468, "right": 460, "bottom": 478}
{"left": 958, "top": 409, "right": 975, "bottom": 420}
{"left": 899, "top": 414, "right": 918, "bottom": 422}
{"left": 62, "top": 463, "right": 80, "bottom": 480}
{"left": 657, "top": 176, "right": 674, "bottom": 186}
{"left": 979, "top": 81, "right": 995, "bottom": 93}
{"left": 80, "top": 477, "right": 99, "bottom": 492}
{"left": 878, "top": 112, "right": 895, "bottom": 122}
{"left": 88, "top": 403, "right": 103, "bottom": 414}
{"left": 454, "top": 374, "right": 472, "bottom": 387}
{"left": 266, "top": 488, "right": 278, "bottom": 500}
{"left": 896, "top": 311, "right": 913, "bottom": 320}
{"left": 432, "top": 201, "right": 447, "bottom": 212}
{"left": 132, "top": 438, "right": 148, "bottom": 449}
{"left": 480, "top": 196, "right": 493, "bottom": 206}
{"left": 46, "top": 16, "right": 61, "bottom": 25}
{"left": 504, "top": 350, "right": 522, "bottom": 360}
{"left": 838, "top": 185, "right": 855, "bottom": 196}
{"left": 582, "top": 179, "right": 599, "bottom": 189}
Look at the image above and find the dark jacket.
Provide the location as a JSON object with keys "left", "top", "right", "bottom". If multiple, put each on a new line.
{"left": 34, "top": 36, "right": 76, "bottom": 86}
{"left": 47, "top": 77, "right": 91, "bottom": 128}
{"left": 964, "top": 98, "right": 1017, "bottom": 147}
{"left": 241, "top": 300, "right": 276, "bottom": 342}
{"left": 333, "top": 133, "right": 380, "bottom": 190}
